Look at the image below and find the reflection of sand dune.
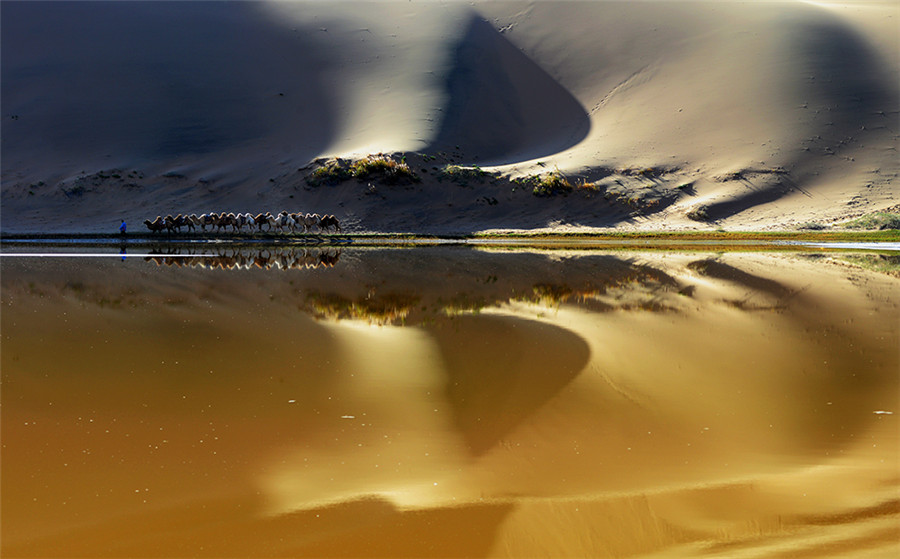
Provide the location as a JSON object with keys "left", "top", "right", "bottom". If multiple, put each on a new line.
{"left": 429, "top": 315, "right": 590, "bottom": 456}
{"left": 2, "top": 250, "right": 898, "bottom": 557}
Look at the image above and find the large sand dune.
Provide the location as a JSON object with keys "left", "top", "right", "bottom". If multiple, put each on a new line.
{"left": 1, "top": 1, "right": 897, "bottom": 233}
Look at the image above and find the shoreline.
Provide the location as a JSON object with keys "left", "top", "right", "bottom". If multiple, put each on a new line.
{"left": 2, "top": 230, "right": 898, "bottom": 253}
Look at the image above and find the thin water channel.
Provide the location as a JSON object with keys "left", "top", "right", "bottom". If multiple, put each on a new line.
{"left": 2, "top": 245, "right": 898, "bottom": 557}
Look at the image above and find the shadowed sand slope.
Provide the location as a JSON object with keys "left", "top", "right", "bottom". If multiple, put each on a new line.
{"left": 1, "top": 1, "right": 341, "bottom": 173}
{"left": 0, "top": 1, "right": 897, "bottom": 232}
{"left": 426, "top": 13, "right": 590, "bottom": 164}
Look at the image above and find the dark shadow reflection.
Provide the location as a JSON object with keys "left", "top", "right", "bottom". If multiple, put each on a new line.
{"left": 145, "top": 246, "right": 341, "bottom": 271}
{"left": 427, "top": 315, "right": 590, "bottom": 456}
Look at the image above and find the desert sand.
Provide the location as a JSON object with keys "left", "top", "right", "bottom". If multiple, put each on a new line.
{"left": 1, "top": 0, "right": 897, "bottom": 234}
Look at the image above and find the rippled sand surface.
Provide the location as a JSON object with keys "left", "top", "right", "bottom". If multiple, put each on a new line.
{"left": 2, "top": 248, "right": 898, "bottom": 557}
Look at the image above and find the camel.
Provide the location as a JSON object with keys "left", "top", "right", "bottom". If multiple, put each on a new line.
{"left": 175, "top": 214, "right": 194, "bottom": 232}
{"left": 318, "top": 214, "right": 341, "bottom": 233}
{"left": 144, "top": 216, "right": 166, "bottom": 233}
{"left": 253, "top": 212, "right": 276, "bottom": 232}
{"left": 163, "top": 214, "right": 178, "bottom": 233}
{"left": 216, "top": 213, "right": 238, "bottom": 233}
{"left": 275, "top": 211, "right": 298, "bottom": 233}
{"left": 303, "top": 213, "right": 321, "bottom": 233}
{"left": 238, "top": 213, "right": 256, "bottom": 231}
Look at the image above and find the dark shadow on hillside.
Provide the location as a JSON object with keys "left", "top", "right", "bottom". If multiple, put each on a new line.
{"left": 704, "top": 15, "right": 898, "bottom": 220}
{"left": 0, "top": 1, "right": 341, "bottom": 163}
{"left": 425, "top": 13, "right": 590, "bottom": 165}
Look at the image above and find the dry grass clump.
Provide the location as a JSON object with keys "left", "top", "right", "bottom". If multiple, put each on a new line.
{"left": 350, "top": 155, "right": 419, "bottom": 184}
{"left": 840, "top": 212, "right": 900, "bottom": 230}
{"left": 686, "top": 204, "right": 711, "bottom": 222}
{"left": 306, "top": 154, "right": 419, "bottom": 186}
{"left": 514, "top": 170, "right": 574, "bottom": 197}
{"left": 307, "top": 160, "right": 352, "bottom": 186}
{"left": 576, "top": 178, "right": 601, "bottom": 191}
{"left": 437, "top": 164, "right": 492, "bottom": 186}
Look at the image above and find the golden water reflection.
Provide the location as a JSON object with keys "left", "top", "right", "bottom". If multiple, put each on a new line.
{"left": 2, "top": 248, "right": 898, "bottom": 557}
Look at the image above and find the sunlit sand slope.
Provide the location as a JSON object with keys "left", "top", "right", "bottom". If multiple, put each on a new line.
{"left": 1, "top": 1, "right": 897, "bottom": 231}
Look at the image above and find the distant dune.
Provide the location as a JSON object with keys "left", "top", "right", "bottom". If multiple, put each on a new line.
{"left": 1, "top": 0, "right": 897, "bottom": 233}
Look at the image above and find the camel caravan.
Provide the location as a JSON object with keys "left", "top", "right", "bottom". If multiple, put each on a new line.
{"left": 143, "top": 211, "right": 341, "bottom": 235}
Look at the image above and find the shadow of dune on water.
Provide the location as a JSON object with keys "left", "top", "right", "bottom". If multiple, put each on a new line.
{"left": 427, "top": 314, "right": 591, "bottom": 456}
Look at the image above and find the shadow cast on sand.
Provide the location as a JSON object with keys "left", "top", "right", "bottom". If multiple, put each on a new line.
{"left": 425, "top": 13, "right": 591, "bottom": 165}
{"left": 703, "top": 15, "right": 898, "bottom": 220}
{"left": 0, "top": 1, "right": 342, "bottom": 166}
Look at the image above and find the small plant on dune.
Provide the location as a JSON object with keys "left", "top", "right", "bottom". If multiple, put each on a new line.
{"left": 798, "top": 221, "right": 827, "bottom": 231}
{"left": 577, "top": 178, "right": 600, "bottom": 191}
{"left": 438, "top": 164, "right": 490, "bottom": 186}
{"left": 686, "top": 204, "right": 711, "bottom": 222}
{"left": 307, "top": 160, "right": 351, "bottom": 186}
{"left": 350, "top": 155, "right": 419, "bottom": 184}
{"left": 529, "top": 170, "right": 574, "bottom": 197}
{"left": 840, "top": 212, "right": 900, "bottom": 230}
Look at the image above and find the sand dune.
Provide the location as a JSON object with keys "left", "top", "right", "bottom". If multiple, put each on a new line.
{"left": 1, "top": 1, "right": 897, "bottom": 231}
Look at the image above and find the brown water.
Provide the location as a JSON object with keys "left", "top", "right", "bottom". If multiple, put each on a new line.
{"left": 2, "top": 247, "right": 898, "bottom": 558}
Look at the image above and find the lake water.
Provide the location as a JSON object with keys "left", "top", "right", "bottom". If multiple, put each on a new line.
{"left": 2, "top": 246, "right": 898, "bottom": 558}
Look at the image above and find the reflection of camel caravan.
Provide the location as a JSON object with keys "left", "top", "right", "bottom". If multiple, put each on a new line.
{"left": 145, "top": 247, "right": 342, "bottom": 271}
{"left": 143, "top": 211, "right": 341, "bottom": 234}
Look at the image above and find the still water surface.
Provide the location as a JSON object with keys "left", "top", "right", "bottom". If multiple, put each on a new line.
{"left": 2, "top": 246, "right": 898, "bottom": 557}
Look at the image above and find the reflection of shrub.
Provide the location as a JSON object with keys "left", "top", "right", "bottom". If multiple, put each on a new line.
{"left": 839, "top": 254, "right": 900, "bottom": 276}
{"left": 305, "top": 292, "right": 420, "bottom": 324}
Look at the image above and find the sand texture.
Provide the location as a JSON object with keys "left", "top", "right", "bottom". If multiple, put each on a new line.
{"left": 1, "top": 1, "right": 897, "bottom": 233}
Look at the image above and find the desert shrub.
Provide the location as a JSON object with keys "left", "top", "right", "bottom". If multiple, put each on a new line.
{"left": 307, "top": 161, "right": 351, "bottom": 186}
{"left": 798, "top": 222, "right": 827, "bottom": 230}
{"left": 306, "top": 155, "right": 419, "bottom": 186}
{"left": 529, "top": 170, "right": 574, "bottom": 197}
{"left": 686, "top": 204, "right": 710, "bottom": 222}
{"left": 577, "top": 178, "right": 600, "bottom": 191}
{"left": 841, "top": 212, "right": 900, "bottom": 230}
{"left": 350, "top": 155, "right": 418, "bottom": 184}
{"left": 438, "top": 164, "right": 490, "bottom": 185}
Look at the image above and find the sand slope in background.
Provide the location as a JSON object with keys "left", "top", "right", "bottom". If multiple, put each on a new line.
{"left": 1, "top": 1, "right": 897, "bottom": 233}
